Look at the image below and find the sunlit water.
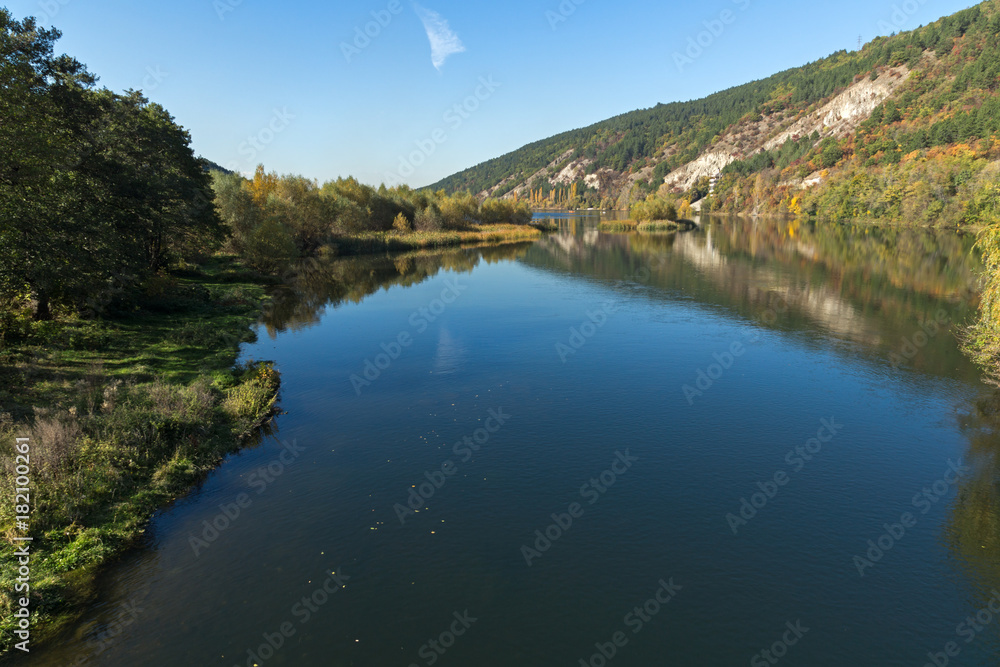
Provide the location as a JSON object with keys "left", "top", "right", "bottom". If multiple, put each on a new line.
{"left": 14, "top": 216, "right": 1000, "bottom": 667}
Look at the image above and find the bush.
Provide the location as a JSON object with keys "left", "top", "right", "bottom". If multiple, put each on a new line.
{"left": 479, "top": 199, "right": 532, "bottom": 225}
{"left": 438, "top": 193, "right": 479, "bottom": 230}
{"left": 631, "top": 194, "right": 679, "bottom": 222}
{"left": 242, "top": 218, "right": 299, "bottom": 274}
{"left": 392, "top": 212, "right": 413, "bottom": 232}
{"left": 222, "top": 361, "right": 280, "bottom": 434}
{"left": 415, "top": 205, "right": 444, "bottom": 232}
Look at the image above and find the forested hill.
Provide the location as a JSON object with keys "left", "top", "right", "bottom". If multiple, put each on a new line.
{"left": 429, "top": 0, "right": 1000, "bottom": 221}
{"left": 430, "top": 49, "right": 876, "bottom": 195}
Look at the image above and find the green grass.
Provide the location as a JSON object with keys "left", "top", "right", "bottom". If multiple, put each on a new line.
{"left": 637, "top": 220, "right": 681, "bottom": 232}
{"left": 598, "top": 220, "right": 640, "bottom": 232}
{"left": 0, "top": 255, "right": 281, "bottom": 655}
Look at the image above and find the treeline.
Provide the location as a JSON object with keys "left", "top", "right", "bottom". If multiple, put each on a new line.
{"left": 0, "top": 11, "right": 220, "bottom": 320}
{"left": 0, "top": 9, "right": 532, "bottom": 322}
{"left": 214, "top": 168, "right": 532, "bottom": 273}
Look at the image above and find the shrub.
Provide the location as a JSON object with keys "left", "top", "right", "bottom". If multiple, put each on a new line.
{"left": 393, "top": 212, "right": 413, "bottom": 232}
{"left": 479, "top": 199, "right": 532, "bottom": 225}
{"left": 26, "top": 409, "right": 82, "bottom": 482}
{"left": 415, "top": 205, "right": 444, "bottom": 232}
{"left": 631, "top": 194, "right": 679, "bottom": 222}
{"left": 242, "top": 218, "right": 299, "bottom": 274}
{"left": 222, "top": 362, "right": 280, "bottom": 433}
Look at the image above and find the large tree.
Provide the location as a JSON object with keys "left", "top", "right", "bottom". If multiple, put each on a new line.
{"left": 0, "top": 10, "right": 222, "bottom": 318}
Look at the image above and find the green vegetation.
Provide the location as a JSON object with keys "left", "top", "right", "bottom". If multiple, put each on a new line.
{"left": 0, "top": 9, "right": 537, "bottom": 654}
{"left": 703, "top": 1, "right": 1000, "bottom": 226}
{"left": 0, "top": 258, "right": 280, "bottom": 652}
{"left": 968, "top": 215, "right": 1000, "bottom": 380}
{"left": 213, "top": 167, "right": 535, "bottom": 273}
{"left": 0, "top": 11, "right": 221, "bottom": 320}
{"left": 597, "top": 220, "right": 640, "bottom": 232}
{"left": 432, "top": 0, "right": 1000, "bottom": 230}
{"left": 629, "top": 193, "right": 696, "bottom": 223}
{"left": 637, "top": 220, "right": 682, "bottom": 232}
{"left": 430, "top": 40, "right": 885, "bottom": 197}
{"left": 428, "top": 8, "right": 958, "bottom": 199}
{"left": 327, "top": 225, "right": 541, "bottom": 255}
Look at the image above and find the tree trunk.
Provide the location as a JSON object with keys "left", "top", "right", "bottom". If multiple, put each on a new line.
{"left": 33, "top": 289, "right": 52, "bottom": 321}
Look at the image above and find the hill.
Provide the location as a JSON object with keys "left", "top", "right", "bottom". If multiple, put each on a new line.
{"left": 429, "top": 1, "right": 1000, "bottom": 225}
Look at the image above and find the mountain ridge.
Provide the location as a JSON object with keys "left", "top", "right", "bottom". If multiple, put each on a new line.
{"left": 429, "top": 1, "right": 1000, "bottom": 225}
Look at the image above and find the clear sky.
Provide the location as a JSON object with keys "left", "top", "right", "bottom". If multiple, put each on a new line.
{"left": 8, "top": 0, "right": 977, "bottom": 187}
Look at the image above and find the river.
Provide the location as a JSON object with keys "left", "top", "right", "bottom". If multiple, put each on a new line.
{"left": 14, "top": 215, "right": 1000, "bottom": 666}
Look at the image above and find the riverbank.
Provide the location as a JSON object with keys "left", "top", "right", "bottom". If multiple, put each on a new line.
{"left": 0, "top": 256, "right": 281, "bottom": 654}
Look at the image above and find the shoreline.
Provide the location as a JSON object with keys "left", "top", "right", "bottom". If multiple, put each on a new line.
{"left": 0, "top": 232, "right": 551, "bottom": 656}
{"left": 0, "top": 257, "right": 281, "bottom": 655}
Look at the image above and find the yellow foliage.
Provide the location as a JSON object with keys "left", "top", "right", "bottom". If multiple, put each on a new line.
{"left": 788, "top": 196, "right": 803, "bottom": 217}
{"left": 248, "top": 164, "right": 278, "bottom": 207}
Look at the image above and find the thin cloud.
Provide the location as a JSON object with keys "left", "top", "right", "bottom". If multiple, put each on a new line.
{"left": 413, "top": 4, "right": 466, "bottom": 70}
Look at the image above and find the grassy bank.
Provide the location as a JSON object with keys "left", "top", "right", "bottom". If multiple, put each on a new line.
{"left": 637, "top": 220, "right": 682, "bottom": 232}
{"left": 0, "top": 256, "right": 281, "bottom": 654}
{"left": 598, "top": 220, "right": 640, "bottom": 232}
{"left": 328, "top": 224, "right": 542, "bottom": 256}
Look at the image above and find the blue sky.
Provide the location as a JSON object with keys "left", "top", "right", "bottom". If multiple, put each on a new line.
{"left": 9, "top": 0, "right": 976, "bottom": 187}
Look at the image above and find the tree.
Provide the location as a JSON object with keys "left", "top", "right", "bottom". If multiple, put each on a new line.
{"left": 0, "top": 11, "right": 222, "bottom": 316}
{"left": 0, "top": 10, "right": 94, "bottom": 317}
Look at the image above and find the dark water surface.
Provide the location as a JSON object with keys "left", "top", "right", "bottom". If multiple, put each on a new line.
{"left": 16, "top": 216, "right": 1000, "bottom": 666}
